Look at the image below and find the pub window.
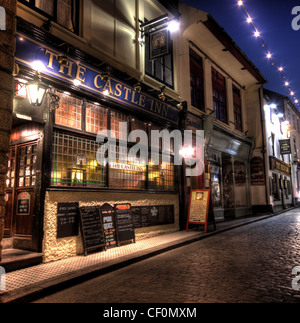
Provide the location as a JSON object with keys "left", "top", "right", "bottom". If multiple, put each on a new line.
{"left": 51, "top": 132, "right": 106, "bottom": 188}
{"left": 233, "top": 85, "right": 242, "bottom": 132}
{"left": 85, "top": 102, "right": 108, "bottom": 135}
{"left": 148, "top": 154, "right": 175, "bottom": 192}
{"left": 110, "top": 110, "right": 129, "bottom": 140}
{"left": 108, "top": 145, "right": 147, "bottom": 190}
{"left": 6, "top": 148, "right": 16, "bottom": 189}
{"left": 55, "top": 92, "right": 83, "bottom": 130}
{"left": 212, "top": 67, "right": 227, "bottom": 124}
{"left": 190, "top": 50, "right": 205, "bottom": 111}
{"left": 272, "top": 173, "right": 280, "bottom": 200}
{"left": 18, "top": 144, "right": 37, "bottom": 188}
{"left": 145, "top": 31, "right": 174, "bottom": 89}
{"left": 19, "top": 0, "right": 80, "bottom": 34}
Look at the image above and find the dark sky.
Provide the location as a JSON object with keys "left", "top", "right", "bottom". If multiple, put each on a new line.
{"left": 181, "top": 0, "right": 300, "bottom": 108}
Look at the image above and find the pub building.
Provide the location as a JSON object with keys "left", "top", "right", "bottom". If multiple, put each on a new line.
{"left": 5, "top": 17, "right": 184, "bottom": 263}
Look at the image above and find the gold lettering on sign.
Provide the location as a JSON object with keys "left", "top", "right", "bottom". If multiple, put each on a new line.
{"left": 94, "top": 74, "right": 103, "bottom": 89}
{"left": 115, "top": 83, "right": 122, "bottom": 97}
{"left": 59, "top": 61, "right": 74, "bottom": 78}
{"left": 45, "top": 49, "right": 58, "bottom": 70}
{"left": 76, "top": 65, "right": 86, "bottom": 83}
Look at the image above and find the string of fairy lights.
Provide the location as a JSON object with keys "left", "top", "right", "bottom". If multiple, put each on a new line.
{"left": 237, "top": 0, "right": 300, "bottom": 107}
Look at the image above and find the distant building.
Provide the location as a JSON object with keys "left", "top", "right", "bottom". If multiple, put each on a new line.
{"left": 177, "top": 3, "right": 267, "bottom": 221}
{"left": 263, "top": 89, "right": 300, "bottom": 210}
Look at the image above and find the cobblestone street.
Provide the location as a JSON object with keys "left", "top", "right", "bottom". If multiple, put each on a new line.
{"left": 34, "top": 209, "right": 300, "bottom": 303}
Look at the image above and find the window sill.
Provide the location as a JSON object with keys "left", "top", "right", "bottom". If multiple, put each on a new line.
{"left": 47, "top": 187, "right": 177, "bottom": 195}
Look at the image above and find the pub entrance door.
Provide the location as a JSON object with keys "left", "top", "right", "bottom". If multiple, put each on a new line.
{"left": 4, "top": 142, "right": 37, "bottom": 244}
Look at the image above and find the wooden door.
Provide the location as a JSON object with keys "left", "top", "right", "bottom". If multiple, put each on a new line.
{"left": 13, "top": 143, "right": 37, "bottom": 236}
{"left": 4, "top": 148, "right": 16, "bottom": 237}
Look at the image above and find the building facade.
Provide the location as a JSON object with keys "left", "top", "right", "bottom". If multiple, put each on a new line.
{"left": 5, "top": 0, "right": 187, "bottom": 262}
{"left": 263, "top": 89, "right": 300, "bottom": 212}
{"left": 4, "top": 1, "right": 294, "bottom": 265}
{"left": 177, "top": 3, "right": 267, "bottom": 221}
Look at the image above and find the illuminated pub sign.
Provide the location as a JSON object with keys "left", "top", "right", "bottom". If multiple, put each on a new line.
{"left": 15, "top": 33, "right": 179, "bottom": 124}
{"left": 279, "top": 139, "right": 291, "bottom": 155}
{"left": 269, "top": 156, "right": 291, "bottom": 176}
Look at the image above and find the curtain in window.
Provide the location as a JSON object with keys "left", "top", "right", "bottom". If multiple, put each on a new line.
{"left": 35, "top": 0, "right": 54, "bottom": 15}
{"left": 57, "top": 0, "right": 75, "bottom": 31}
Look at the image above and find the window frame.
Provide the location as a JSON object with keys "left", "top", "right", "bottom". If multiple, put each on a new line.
{"left": 212, "top": 67, "right": 227, "bottom": 124}
{"left": 19, "top": 0, "right": 80, "bottom": 35}
{"left": 51, "top": 91, "right": 176, "bottom": 192}
{"left": 233, "top": 85, "right": 243, "bottom": 132}
{"left": 190, "top": 49, "right": 205, "bottom": 111}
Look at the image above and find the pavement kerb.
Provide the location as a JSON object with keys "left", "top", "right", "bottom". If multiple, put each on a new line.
{"left": 0, "top": 211, "right": 289, "bottom": 303}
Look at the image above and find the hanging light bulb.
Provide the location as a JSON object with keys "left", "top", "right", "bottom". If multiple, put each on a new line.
{"left": 266, "top": 52, "right": 272, "bottom": 59}
{"left": 238, "top": 1, "right": 243, "bottom": 6}
{"left": 254, "top": 30, "right": 260, "bottom": 38}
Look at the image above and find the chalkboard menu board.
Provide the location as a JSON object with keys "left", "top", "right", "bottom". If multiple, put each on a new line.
{"left": 114, "top": 203, "right": 135, "bottom": 245}
{"left": 79, "top": 206, "right": 106, "bottom": 255}
{"left": 100, "top": 203, "right": 117, "bottom": 248}
{"left": 131, "top": 205, "right": 174, "bottom": 228}
{"left": 186, "top": 189, "right": 210, "bottom": 233}
{"left": 57, "top": 203, "right": 79, "bottom": 239}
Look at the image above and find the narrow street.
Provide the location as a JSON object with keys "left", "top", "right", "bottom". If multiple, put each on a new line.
{"left": 33, "top": 209, "right": 300, "bottom": 303}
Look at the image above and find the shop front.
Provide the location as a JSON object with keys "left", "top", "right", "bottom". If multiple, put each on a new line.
{"left": 206, "top": 124, "right": 253, "bottom": 221}
{"left": 269, "top": 156, "right": 293, "bottom": 213}
{"left": 6, "top": 20, "right": 182, "bottom": 262}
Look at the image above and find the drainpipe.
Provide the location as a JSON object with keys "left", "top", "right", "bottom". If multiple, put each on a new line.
{"left": 258, "top": 87, "right": 269, "bottom": 208}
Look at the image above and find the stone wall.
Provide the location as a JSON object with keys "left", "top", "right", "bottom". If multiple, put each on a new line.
{"left": 0, "top": 0, "right": 16, "bottom": 262}
{"left": 43, "top": 191, "right": 180, "bottom": 263}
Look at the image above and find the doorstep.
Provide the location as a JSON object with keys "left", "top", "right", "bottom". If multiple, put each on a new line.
{"left": 0, "top": 249, "right": 43, "bottom": 273}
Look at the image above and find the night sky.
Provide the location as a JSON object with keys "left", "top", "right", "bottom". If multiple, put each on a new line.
{"left": 181, "top": 0, "right": 300, "bottom": 108}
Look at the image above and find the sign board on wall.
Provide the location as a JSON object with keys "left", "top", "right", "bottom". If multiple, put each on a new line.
{"left": 186, "top": 189, "right": 210, "bottom": 233}
{"left": 279, "top": 139, "right": 291, "bottom": 155}
{"left": 150, "top": 28, "right": 169, "bottom": 59}
{"left": 250, "top": 157, "right": 265, "bottom": 186}
{"left": 15, "top": 33, "right": 179, "bottom": 124}
{"left": 57, "top": 203, "right": 79, "bottom": 239}
{"left": 17, "top": 192, "right": 31, "bottom": 216}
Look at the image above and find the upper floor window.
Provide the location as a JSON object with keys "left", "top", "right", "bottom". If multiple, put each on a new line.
{"left": 212, "top": 67, "right": 227, "bottom": 124}
{"left": 145, "top": 29, "right": 174, "bottom": 88}
{"left": 190, "top": 50, "right": 205, "bottom": 111}
{"left": 19, "top": 0, "right": 80, "bottom": 34}
{"left": 233, "top": 85, "right": 242, "bottom": 132}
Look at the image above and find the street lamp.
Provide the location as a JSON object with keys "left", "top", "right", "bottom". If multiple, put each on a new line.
{"left": 26, "top": 72, "right": 48, "bottom": 106}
